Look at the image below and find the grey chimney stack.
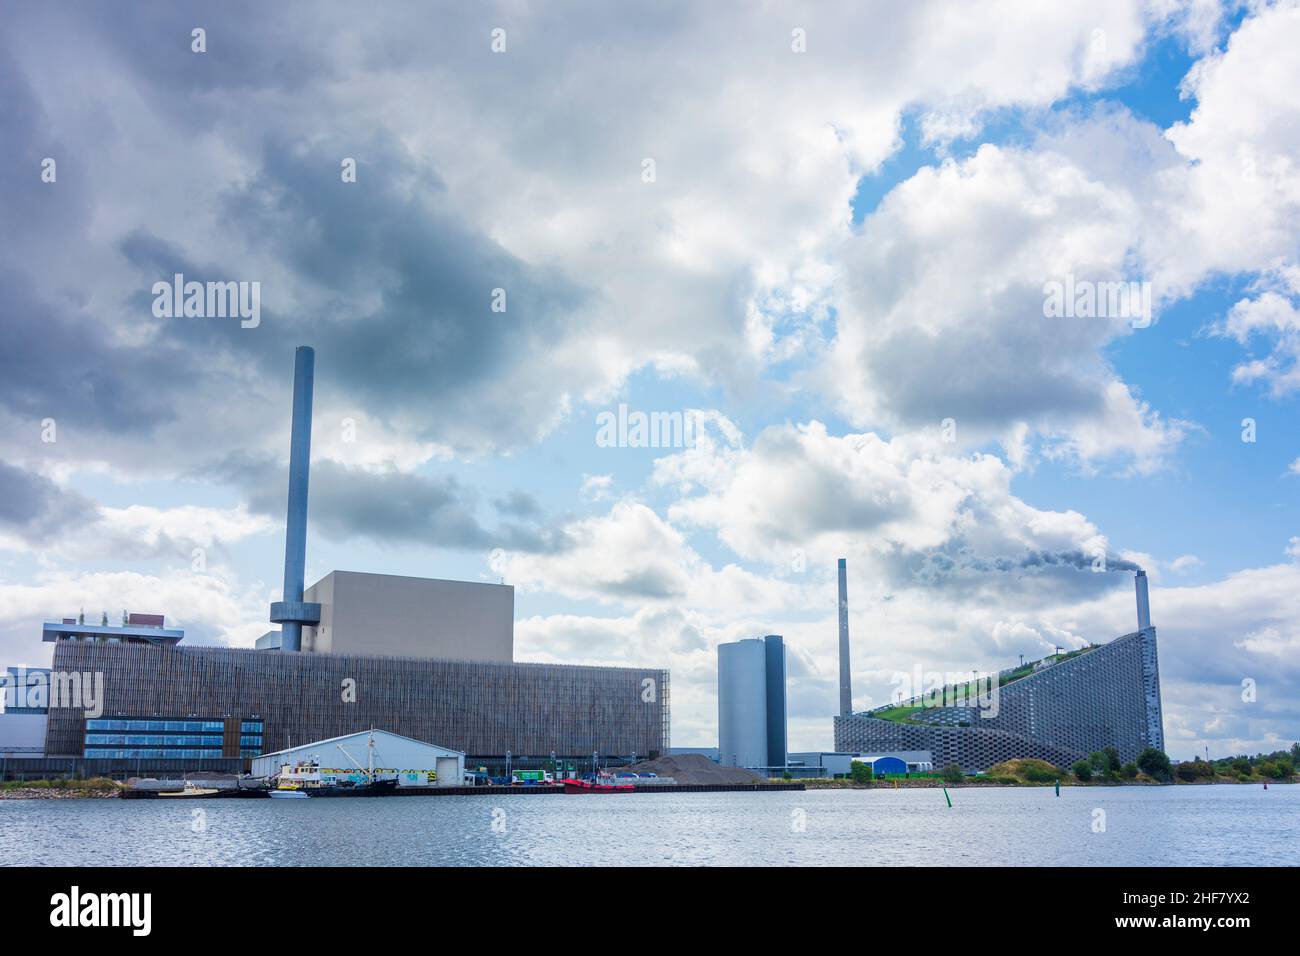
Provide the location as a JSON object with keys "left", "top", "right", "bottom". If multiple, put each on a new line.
{"left": 1135, "top": 569, "right": 1151, "bottom": 632}
{"left": 838, "top": 558, "right": 852, "bottom": 716}
{"left": 269, "top": 346, "right": 322, "bottom": 651}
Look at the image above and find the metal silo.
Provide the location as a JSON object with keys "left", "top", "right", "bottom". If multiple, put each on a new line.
{"left": 718, "top": 638, "right": 769, "bottom": 768}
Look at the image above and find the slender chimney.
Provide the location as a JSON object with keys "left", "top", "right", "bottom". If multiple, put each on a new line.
{"left": 838, "top": 558, "right": 852, "bottom": 716}
{"left": 1135, "top": 569, "right": 1151, "bottom": 632}
{"left": 269, "top": 346, "right": 321, "bottom": 651}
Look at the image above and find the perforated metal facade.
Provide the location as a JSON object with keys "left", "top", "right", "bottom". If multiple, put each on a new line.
{"left": 835, "top": 628, "right": 1164, "bottom": 771}
{"left": 46, "top": 641, "right": 670, "bottom": 764}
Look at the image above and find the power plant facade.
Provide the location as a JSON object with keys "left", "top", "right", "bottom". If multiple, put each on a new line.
{"left": 45, "top": 641, "right": 669, "bottom": 766}
{"left": 718, "top": 635, "right": 787, "bottom": 769}
{"left": 834, "top": 571, "right": 1165, "bottom": 772}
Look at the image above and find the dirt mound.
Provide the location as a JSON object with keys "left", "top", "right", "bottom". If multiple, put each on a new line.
{"left": 623, "top": 753, "right": 763, "bottom": 785}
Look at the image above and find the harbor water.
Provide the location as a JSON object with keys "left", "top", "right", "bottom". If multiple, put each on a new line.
{"left": 2, "top": 785, "right": 1294, "bottom": 866}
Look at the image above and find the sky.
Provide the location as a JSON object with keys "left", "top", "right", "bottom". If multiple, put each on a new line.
{"left": 1, "top": 0, "right": 1298, "bottom": 760}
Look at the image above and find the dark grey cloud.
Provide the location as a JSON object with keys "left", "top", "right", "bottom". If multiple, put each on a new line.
{"left": 0, "top": 462, "right": 96, "bottom": 539}
{"left": 209, "top": 453, "right": 567, "bottom": 553}
{"left": 2, "top": 7, "right": 595, "bottom": 462}
{"left": 599, "top": 567, "right": 686, "bottom": 601}
{"left": 492, "top": 490, "right": 542, "bottom": 519}
{"left": 110, "top": 131, "right": 591, "bottom": 452}
{"left": 0, "top": 267, "right": 198, "bottom": 435}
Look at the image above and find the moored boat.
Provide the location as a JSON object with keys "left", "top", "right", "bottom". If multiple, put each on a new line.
{"left": 157, "top": 782, "right": 220, "bottom": 798}
{"left": 560, "top": 777, "right": 634, "bottom": 794}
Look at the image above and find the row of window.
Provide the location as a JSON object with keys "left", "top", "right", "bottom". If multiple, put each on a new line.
{"left": 84, "top": 748, "right": 225, "bottom": 760}
{"left": 85, "top": 718, "right": 265, "bottom": 733}
{"left": 87, "top": 719, "right": 225, "bottom": 732}
{"left": 85, "top": 734, "right": 225, "bottom": 746}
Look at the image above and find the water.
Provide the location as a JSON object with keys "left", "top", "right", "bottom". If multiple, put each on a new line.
{"left": 1, "top": 786, "right": 1294, "bottom": 866}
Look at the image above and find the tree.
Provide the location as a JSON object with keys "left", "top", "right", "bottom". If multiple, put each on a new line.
{"left": 849, "top": 761, "right": 873, "bottom": 784}
{"left": 942, "top": 763, "right": 964, "bottom": 783}
{"left": 1072, "top": 760, "right": 1093, "bottom": 782}
{"left": 1176, "top": 760, "right": 1213, "bottom": 782}
{"left": 1121, "top": 762, "right": 1139, "bottom": 780}
{"left": 1103, "top": 747, "right": 1122, "bottom": 774}
{"left": 1260, "top": 761, "right": 1289, "bottom": 780}
{"left": 1137, "top": 747, "right": 1172, "bottom": 782}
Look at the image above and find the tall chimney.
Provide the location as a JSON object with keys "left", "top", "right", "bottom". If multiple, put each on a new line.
{"left": 838, "top": 558, "right": 852, "bottom": 716}
{"left": 269, "top": 346, "right": 321, "bottom": 650}
{"left": 1135, "top": 569, "right": 1151, "bottom": 632}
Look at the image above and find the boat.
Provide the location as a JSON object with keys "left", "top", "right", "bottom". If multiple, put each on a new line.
{"left": 560, "top": 777, "right": 634, "bottom": 794}
{"left": 157, "top": 781, "right": 220, "bottom": 798}
{"left": 267, "top": 789, "right": 310, "bottom": 799}
{"left": 268, "top": 731, "right": 405, "bottom": 797}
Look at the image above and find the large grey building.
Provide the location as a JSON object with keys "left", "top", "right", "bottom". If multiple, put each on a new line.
{"left": 37, "top": 627, "right": 669, "bottom": 778}
{"left": 834, "top": 572, "right": 1165, "bottom": 772}
{"left": 717, "top": 634, "right": 787, "bottom": 769}
{"left": 257, "top": 570, "right": 514, "bottom": 662}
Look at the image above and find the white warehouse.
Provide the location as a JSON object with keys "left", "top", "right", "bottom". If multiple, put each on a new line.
{"left": 251, "top": 730, "right": 464, "bottom": 787}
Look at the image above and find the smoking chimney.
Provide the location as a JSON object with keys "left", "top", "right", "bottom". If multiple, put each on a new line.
{"left": 1135, "top": 569, "right": 1151, "bottom": 632}
{"left": 838, "top": 558, "right": 852, "bottom": 716}
{"left": 269, "top": 346, "right": 321, "bottom": 651}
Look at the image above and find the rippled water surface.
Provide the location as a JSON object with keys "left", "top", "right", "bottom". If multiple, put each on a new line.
{"left": 2, "top": 785, "right": 1295, "bottom": 866}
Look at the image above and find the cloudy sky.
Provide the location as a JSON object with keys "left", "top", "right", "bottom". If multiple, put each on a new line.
{"left": 2, "top": 0, "right": 1298, "bottom": 759}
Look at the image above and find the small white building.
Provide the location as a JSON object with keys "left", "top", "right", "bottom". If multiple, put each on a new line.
{"left": 251, "top": 730, "right": 464, "bottom": 788}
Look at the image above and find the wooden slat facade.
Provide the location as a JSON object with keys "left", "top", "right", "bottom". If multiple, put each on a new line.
{"left": 46, "top": 642, "right": 670, "bottom": 763}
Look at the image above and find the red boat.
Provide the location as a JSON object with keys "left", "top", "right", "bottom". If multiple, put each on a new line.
{"left": 560, "top": 777, "right": 634, "bottom": 794}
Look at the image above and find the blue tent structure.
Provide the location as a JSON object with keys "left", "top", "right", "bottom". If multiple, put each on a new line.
{"left": 868, "top": 756, "right": 909, "bottom": 775}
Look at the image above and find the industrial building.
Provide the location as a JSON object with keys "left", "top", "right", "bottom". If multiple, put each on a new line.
{"left": 833, "top": 565, "right": 1165, "bottom": 772}
{"left": 256, "top": 570, "right": 514, "bottom": 662}
{"left": 251, "top": 730, "right": 465, "bottom": 787}
{"left": 787, "top": 750, "right": 934, "bottom": 778}
{"left": 717, "top": 634, "right": 787, "bottom": 770}
{"left": 1, "top": 346, "right": 671, "bottom": 780}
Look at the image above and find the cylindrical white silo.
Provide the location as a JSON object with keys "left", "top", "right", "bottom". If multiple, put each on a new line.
{"left": 718, "top": 639, "right": 768, "bottom": 769}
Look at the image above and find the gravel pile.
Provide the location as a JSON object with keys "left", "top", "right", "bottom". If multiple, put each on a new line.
{"left": 622, "top": 754, "right": 763, "bottom": 785}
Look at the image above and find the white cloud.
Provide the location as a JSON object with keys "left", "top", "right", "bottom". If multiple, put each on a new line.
{"left": 579, "top": 473, "right": 614, "bottom": 502}
{"left": 0, "top": 568, "right": 270, "bottom": 665}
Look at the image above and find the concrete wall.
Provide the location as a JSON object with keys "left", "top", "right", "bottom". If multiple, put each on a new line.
{"left": 302, "top": 571, "right": 513, "bottom": 663}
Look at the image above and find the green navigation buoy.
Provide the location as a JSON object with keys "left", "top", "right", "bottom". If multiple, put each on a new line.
{"left": 1055, "top": 779, "right": 1060, "bottom": 797}
{"left": 943, "top": 786, "right": 952, "bottom": 808}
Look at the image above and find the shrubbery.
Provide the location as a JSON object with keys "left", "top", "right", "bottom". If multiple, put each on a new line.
{"left": 849, "top": 761, "right": 873, "bottom": 784}
{"left": 1138, "top": 747, "right": 1172, "bottom": 782}
{"left": 1175, "top": 759, "right": 1214, "bottom": 781}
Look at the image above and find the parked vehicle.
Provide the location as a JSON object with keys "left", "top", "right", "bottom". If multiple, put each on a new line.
{"left": 511, "top": 769, "right": 555, "bottom": 785}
